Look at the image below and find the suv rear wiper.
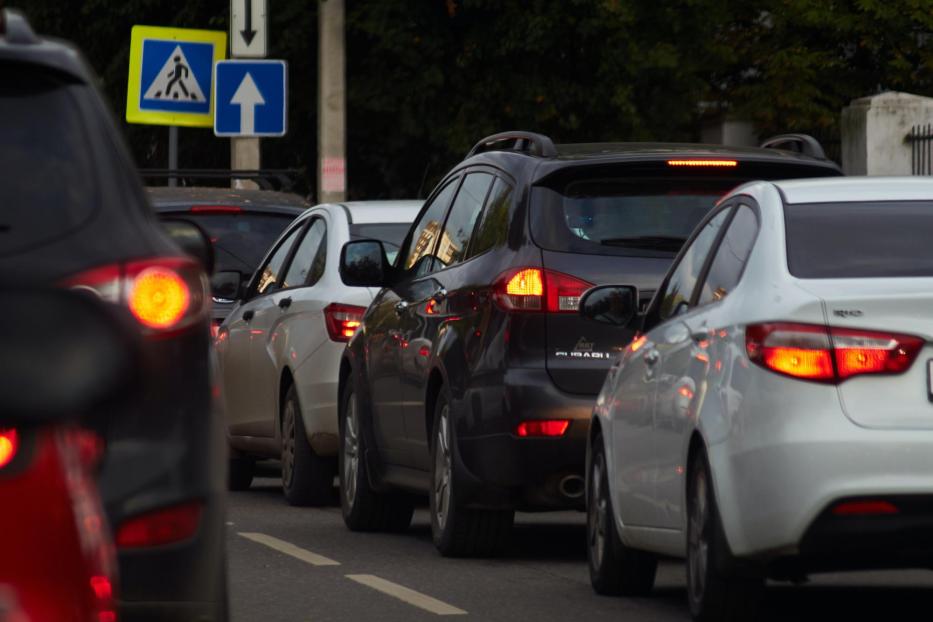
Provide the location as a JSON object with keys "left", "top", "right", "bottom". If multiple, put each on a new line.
{"left": 599, "top": 235, "right": 687, "bottom": 250}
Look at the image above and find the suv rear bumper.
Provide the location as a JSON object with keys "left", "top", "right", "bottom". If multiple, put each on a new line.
{"left": 455, "top": 368, "right": 595, "bottom": 510}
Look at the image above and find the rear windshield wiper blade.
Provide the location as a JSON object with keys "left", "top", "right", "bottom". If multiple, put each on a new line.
{"left": 599, "top": 235, "right": 687, "bottom": 250}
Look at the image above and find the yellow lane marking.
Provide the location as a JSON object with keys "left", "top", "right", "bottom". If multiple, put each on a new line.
{"left": 345, "top": 574, "right": 467, "bottom": 616}
{"left": 238, "top": 532, "right": 340, "bottom": 566}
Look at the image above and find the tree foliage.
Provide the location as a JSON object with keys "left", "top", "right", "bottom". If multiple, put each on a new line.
{"left": 19, "top": 0, "right": 933, "bottom": 199}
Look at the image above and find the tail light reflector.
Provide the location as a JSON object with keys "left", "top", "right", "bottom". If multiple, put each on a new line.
{"left": 516, "top": 420, "right": 570, "bottom": 437}
{"left": 667, "top": 159, "right": 738, "bottom": 167}
{"left": 189, "top": 205, "right": 242, "bottom": 214}
{"left": 324, "top": 303, "right": 366, "bottom": 342}
{"left": 832, "top": 500, "right": 899, "bottom": 516}
{"left": 494, "top": 268, "right": 593, "bottom": 313}
{"left": 746, "top": 323, "right": 923, "bottom": 384}
{"left": 116, "top": 501, "right": 203, "bottom": 549}
{"left": 0, "top": 429, "right": 18, "bottom": 468}
{"left": 63, "top": 257, "right": 208, "bottom": 335}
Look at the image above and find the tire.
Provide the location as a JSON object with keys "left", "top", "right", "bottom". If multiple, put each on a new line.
{"left": 339, "top": 378, "right": 414, "bottom": 531}
{"left": 228, "top": 456, "right": 254, "bottom": 491}
{"left": 686, "top": 448, "right": 763, "bottom": 621}
{"left": 588, "top": 435, "right": 657, "bottom": 596}
{"left": 430, "top": 389, "right": 514, "bottom": 557}
{"left": 281, "top": 385, "right": 335, "bottom": 507}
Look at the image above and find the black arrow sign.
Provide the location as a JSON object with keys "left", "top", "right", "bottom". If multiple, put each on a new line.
{"left": 240, "top": 0, "right": 257, "bottom": 46}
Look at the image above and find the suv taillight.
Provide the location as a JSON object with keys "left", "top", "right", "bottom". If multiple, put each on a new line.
{"left": 324, "top": 303, "right": 366, "bottom": 342}
{"left": 493, "top": 267, "right": 593, "bottom": 313}
{"left": 0, "top": 429, "right": 18, "bottom": 469}
{"left": 64, "top": 257, "right": 209, "bottom": 335}
{"left": 745, "top": 322, "right": 923, "bottom": 383}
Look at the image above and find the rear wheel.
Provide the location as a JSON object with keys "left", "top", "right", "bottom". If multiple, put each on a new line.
{"left": 228, "top": 456, "right": 254, "bottom": 491}
{"left": 339, "top": 378, "right": 413, "bottom": 532}
{"left": 686, "top": 449, "right": 763, "bottom": 621}
{"left": 588, "top": 435, "right": 657, "bottom": 595}
{"left": 430, "top": 389, "right": 513, "bottom": 557}
{"left": 282, "top": 385, "right": 335, "bottom": 507}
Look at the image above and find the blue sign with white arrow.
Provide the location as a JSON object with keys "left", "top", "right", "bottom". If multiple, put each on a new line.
{"left": 213, "top": 60, "right": 287, "bottom": 137}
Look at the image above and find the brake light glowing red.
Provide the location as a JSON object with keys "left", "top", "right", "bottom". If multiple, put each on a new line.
{"left": 0, "top": 429, "right": 18, "bottom": 468}
{"left": 324, "top": 303, "right": 366, "bottom": 342}
{"left": 746, "top": 323, "right": 923, "bottom": 383}
{"left": 832, "top": 500, "right": 899, "bottom": 516}
{"left": 667, "top": 159, "right": 738, "bottom": 167}
{"left": 494, "top": 268, "right": 593, "bottom": 313}
{"left": 116, "top": 501, "right": 203, "bottom": 549}
{"left": 516, "top": 420, "right": 570, "bottom": 437}
{"left": 128, "top": 267, "right": 190, "bottom": 329}
{"left": 189, "top": 205, "right": 242, "bottom": 214}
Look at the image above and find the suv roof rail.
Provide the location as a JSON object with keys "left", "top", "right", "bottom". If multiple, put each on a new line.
{"left": 759, "top": 133, "right": 827, "bottom": 160}
{"left": 1, "top": 9, "right": 40, "bottom": 45}
{"left": 139, "top": 168, "right": 301, "bottom": 192}
{"left": 467, "top": 131, "right": 558, "bottom": 158}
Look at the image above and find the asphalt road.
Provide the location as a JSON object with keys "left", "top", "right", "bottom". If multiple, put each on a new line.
{"left": 228, "top": 475, "right": 933, "bottom": 621}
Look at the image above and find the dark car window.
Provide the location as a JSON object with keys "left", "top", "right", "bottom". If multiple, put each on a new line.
{"left": 437, "top": 172, "right": 494, "bottom": 268}
{"left": 399, "top": 179, "right": 458, "bottom": 276}
{"left": 0, "top": 68, "right": 97, "bottom": 256}
{"left": 658, "top": 208, "right": 732, "bottom": 320}
{"left": 282, "top": 218, "right": 326, "bottom": 288}
{"left": 174, "top": 212, "right": 296, "bottom": 274}
{"left": 467, "top": 178, "right": 513, "bottom": 259}
{"left": 786, "top": 201, "right": 933, "bottom": 278}
{"left": 696, "top": 204, "right": 758, "bottom": 306}
{"left": 350, "top": 223, "right": 410, "bottom": 264}
{"left": 255, "top": 225, "right": 303, "bottom": 295}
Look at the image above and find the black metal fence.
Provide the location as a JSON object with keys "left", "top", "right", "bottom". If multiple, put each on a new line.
{"left": 908, "top": 124, "right": 933, "bottom": 175}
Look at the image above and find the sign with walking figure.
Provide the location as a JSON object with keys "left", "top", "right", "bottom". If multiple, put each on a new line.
{"left": 126, "top": 26, "right": 226, "bottom": 127}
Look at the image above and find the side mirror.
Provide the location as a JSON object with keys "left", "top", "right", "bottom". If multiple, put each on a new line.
{"left": 0, "top": 289, "right": 138, "bottom": 425}
{"left": 579, "top": 285, "right": 638, "bottom": 327}
{"left": 211, "top": 270, "right": 245, "bottom": 302}
{"left": 162, "top": 218, "right": 215, "bottom": 274}
{"left": 340, "top": 239, "right": 390, "bottom": 287}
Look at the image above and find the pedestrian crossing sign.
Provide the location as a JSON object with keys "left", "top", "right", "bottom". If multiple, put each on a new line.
{"left": 126, "top": 25, "right": 227, "bottom": 127}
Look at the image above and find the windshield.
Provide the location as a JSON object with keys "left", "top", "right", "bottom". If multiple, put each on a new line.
{"left": 165, "top": 212, "right": 296, "bottom": 274}
{"left": 785, "top": 201, "right": 933, "bottom": 278}
{"left": 350, "top": 223, "right": 411, "bottom": 264}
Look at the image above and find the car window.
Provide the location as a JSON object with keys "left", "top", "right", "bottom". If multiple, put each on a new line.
{"left": 349, "top": 223, "right": 411, "bottom": 264}
{"left": 437, "top": 172, "right": 494, "bottom": 268}
{"left": 282, "top": 218, "right": 326, "bottom": 289}
{"left": 255, "top": 225, "right": 303, "bottom": 296}
{"left": 696, "top": 205, "right": 758, "bottom": 306}
{"left": 466, "top": 177, "right": 513, "bottom": 259}
{"left": 399, "top": 179, "right": 458, "bottom": 276}
{"left": 658, "top": 208, "right": 732, "bottom": 320}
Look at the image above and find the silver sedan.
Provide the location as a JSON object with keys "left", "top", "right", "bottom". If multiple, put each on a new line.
{"left": 582, "top": 177, "right": 933, "bottom": 620}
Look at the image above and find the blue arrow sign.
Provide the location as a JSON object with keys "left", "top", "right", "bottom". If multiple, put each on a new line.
{"left": 213, "top": 60, "right": 287, "bottom": 137}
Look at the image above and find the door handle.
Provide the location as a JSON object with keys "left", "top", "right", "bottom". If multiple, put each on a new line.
{"left": 395, "top": 300, "right": 409, "bottom": 314}
{"left": 432, "top": 287, "right": 448, "bottom": 302}
{"left": 643, "top": 348, "right": 660, "bottom": 366}
{"left": 278, "top": 297, "right": 292, "bottom": 310}
{"left": 242, "top": 309, "right": 255, "bottom": 322}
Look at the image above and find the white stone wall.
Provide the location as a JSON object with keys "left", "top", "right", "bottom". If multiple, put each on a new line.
{"left": 841, "top": 91, "right": 933, "bottom": 175}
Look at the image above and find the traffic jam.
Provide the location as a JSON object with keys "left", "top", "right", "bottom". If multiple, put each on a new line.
{"left": 4, "top": 3, "right": 933, "bottom": 622}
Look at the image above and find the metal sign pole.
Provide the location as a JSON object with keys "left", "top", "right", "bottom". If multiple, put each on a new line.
{"left": 168, "top": 126, "right": 179, "bottom": 187}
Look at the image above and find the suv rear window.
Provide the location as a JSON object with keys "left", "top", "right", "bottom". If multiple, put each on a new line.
{"left": 0, "top": 66, "right": 97, "bottom": 255}
{"left": 531, "top": 162, "right": 837, "bottom": 257}
{"left": 167, "top": 212, "right": 296, "bottom": 274}
{"left": 785, "top": 201, "right": 933, "bottom": 278}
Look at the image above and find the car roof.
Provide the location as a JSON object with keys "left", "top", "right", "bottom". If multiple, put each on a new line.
{"left": 553, "top": 141, "right": 831, "bottom": 163}
{"left": 338, "top": 200, "right": 423, "bottom": 224}
{"left": 0, "top": 10, "right": 92, "bottom": 84}
{"left": 775, "top": 177, "right": 933, "bottom": 204}
{"left": 147, "top": 186, "right": 309, "bottom": 215}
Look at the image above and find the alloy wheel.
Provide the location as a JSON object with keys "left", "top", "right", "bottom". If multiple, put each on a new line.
{"left": 343, "top": 393, "right": 359, "bottom": 510}
{"left": 433, "top": 406, "right": 452, "bottom": 531}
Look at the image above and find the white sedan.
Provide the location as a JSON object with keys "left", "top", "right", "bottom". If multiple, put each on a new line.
{"left": 215, "top": 201, "right": 421, "bottom": 505}
{"left": 582, "top": 177, "right": 933, "bottom": 620}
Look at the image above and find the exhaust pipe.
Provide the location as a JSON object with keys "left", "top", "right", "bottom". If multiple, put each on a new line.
{"left": 558, "top": 475, "right": 585, "bottom": 500}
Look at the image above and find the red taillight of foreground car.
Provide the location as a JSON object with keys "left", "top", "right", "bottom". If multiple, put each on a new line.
{"left": 324, "top": 303, "right": 366, "bottom": 342}
{"left": 745, "top": 322, "right": 923, "bottom": 384}
{"left": 0, "top": 429, "right": 18, "bottom": 469}
{"left": 516, "top": 420, "right": 570, "bottom": 437}
{"left": 63, "top": 257, "right": 208, "bottom": 336}
{"left": 116, "top": 501, "right": 203, "bottom": 549}
{"left": 831, "top": 499, "right": 899, "bottom": 516}
{"left": 493, "top": 268, "right": 593, "bottom": 313}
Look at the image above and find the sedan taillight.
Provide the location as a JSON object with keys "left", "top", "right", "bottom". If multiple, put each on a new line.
{"left": 745, "top": 322, "right": 923, "bottom": 384}
{"left": 0, "top": 429, "right": 18, "bottom": 469}
{"left": 64, "top": 257, "right": 209, "bottom": 335}
{"left": 324, "top": 303, "right": 366, "bottom": 342}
